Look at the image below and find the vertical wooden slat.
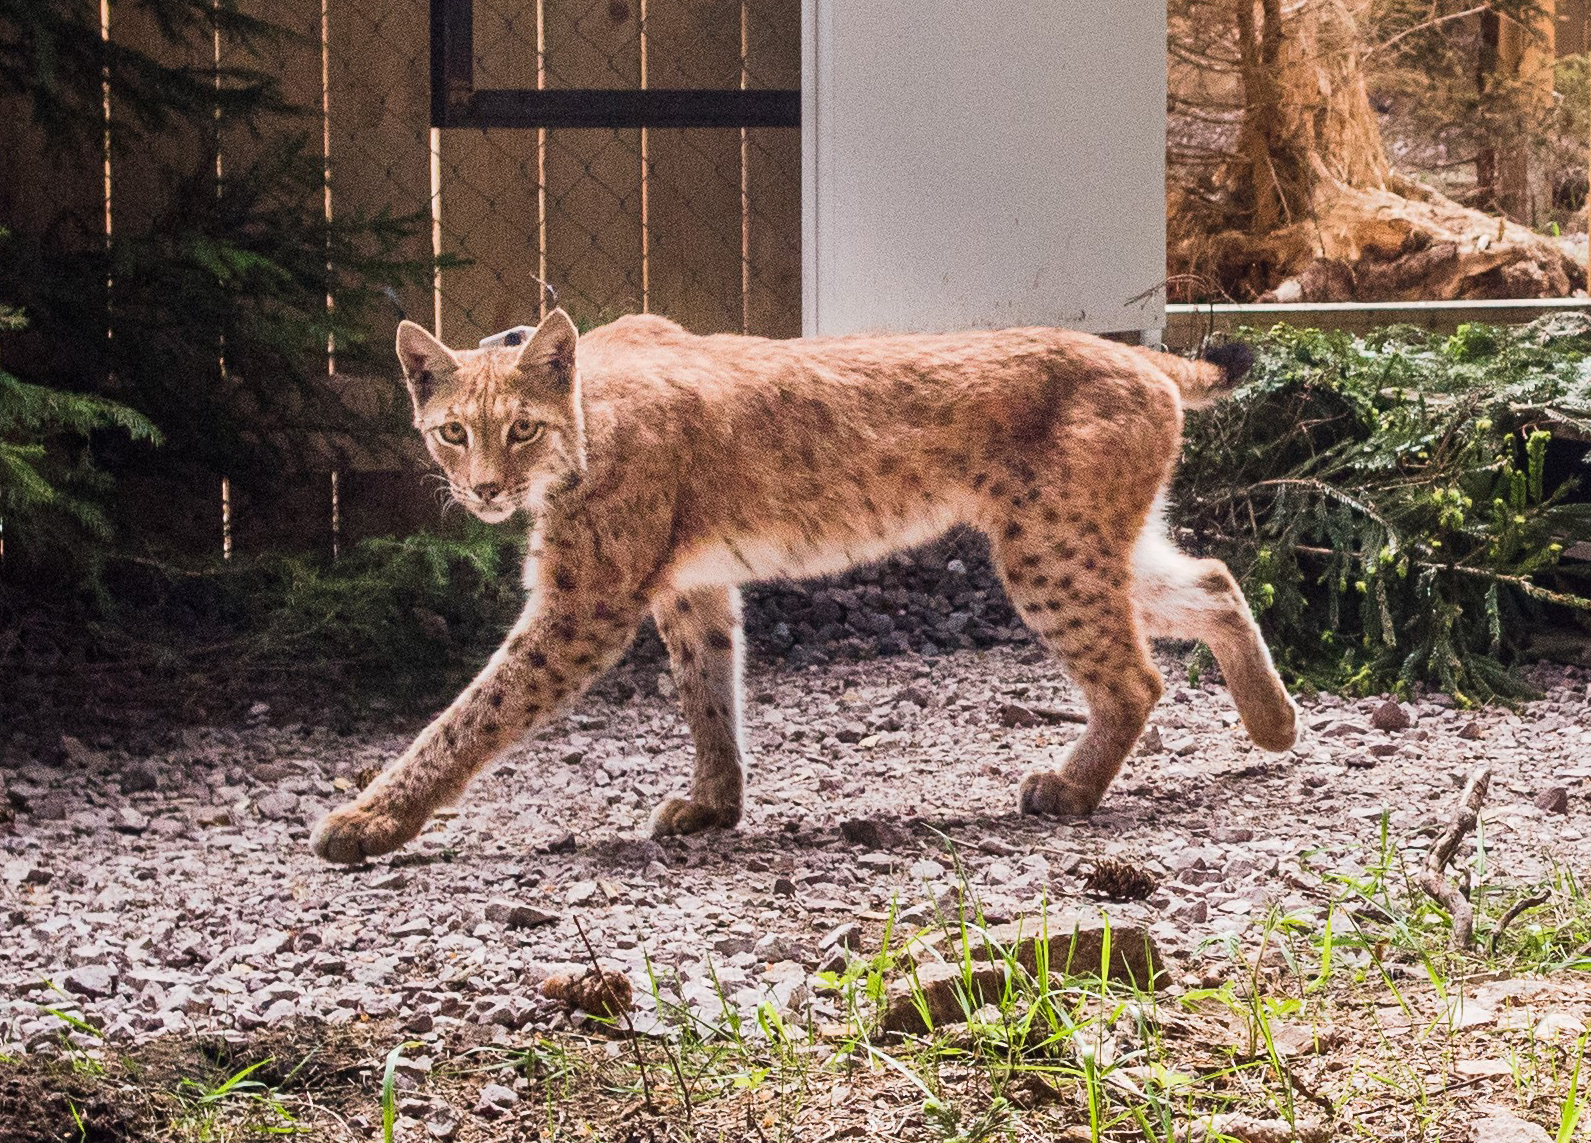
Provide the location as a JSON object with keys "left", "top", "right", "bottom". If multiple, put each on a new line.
{"left": 324, "top": 0, "right": 438, "bottom": 545}
{"left": 221, "top": 0, "right": 328, "bottom": 554}
{"left": 109, "top": 0, "right": 225, "bottom": 236}
{"left": 0, "top": 2, "right": 106, "bottom": 384}
{"left": 644, "top": 0, "right": 743, "bottom": 333}
{"left": 223, "top": 1, "right": 323, "bottom": 169}
{"left": 325, "top": 0, "right": 431, "bottom": 385}
{"left": 436, "top": 0, "right": 542, "bottom": 343}
{"left": 105, "top": 1, "right": 223, "bottom": 560}
{"left": 743, "top": 0, "right": 801, "bottom": 337}
{"left": 437, "top": 128, "right": 542, "bottom": 343}
{"left": 543, "top": 0, "right": 644, "bottom": 326}
{"left": 743, "top": 126, "right": 801, "bottom": 337}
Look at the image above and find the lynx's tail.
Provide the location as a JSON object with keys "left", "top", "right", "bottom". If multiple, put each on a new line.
{"left": 1134, "top": 341, "right": 1255, "bottom": 410}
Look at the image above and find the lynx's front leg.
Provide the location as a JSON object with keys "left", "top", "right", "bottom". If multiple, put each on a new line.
{"left": 650, "top": 586, "right": 746, "bottom": 836}
{"left": 310, "top": 594, "right": 643, "bottom": 863}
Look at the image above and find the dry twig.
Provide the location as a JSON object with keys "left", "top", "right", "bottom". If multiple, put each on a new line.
{"left": 1417, "top": 765, "right": 1491, "bottom": 950}
{"left": 568, "top": 915, "right": 657, "bottom": 1112}
{"left": 1489, "top": 891, "right": 1551, "bottom": 956}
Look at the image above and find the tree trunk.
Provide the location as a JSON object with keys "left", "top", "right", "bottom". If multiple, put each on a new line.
{"left": 1477, "top": 7, "right": 1554, "bottom": 224}
{"left": 1171, "top": 0, "right": 1578, "bottom": 301}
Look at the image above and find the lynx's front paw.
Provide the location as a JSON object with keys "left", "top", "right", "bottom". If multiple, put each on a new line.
{"left": 1018, "top": 771, "right": 1101, "bottom": 817}
{"left": 310, "top": 800, "right": 425, "bottom": 863}
{"left": 650, "top": 796, "right": 741, "bottom": 838}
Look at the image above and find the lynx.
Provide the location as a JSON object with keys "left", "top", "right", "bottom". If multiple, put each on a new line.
{"left": 309, "top": 310, "right": 1297, "bottom": 863}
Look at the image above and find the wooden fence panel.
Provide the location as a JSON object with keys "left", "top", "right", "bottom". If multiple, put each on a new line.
{"left": 543, "top": 0, "right": 644, "bottom": 325}
{"left": 5, "top": 0, "right": 805, "bottom": 556}
{"left": 327, "top": 0, "right": 435, "bottom": 341}
{"left": 437, "top": 2, "right": 542, "bottom": 344}
{"left": 646, "top": 0, "right": 744, "bottom": 333}
{"left": 745, "top": 0, "right": 801, "bottom": 337}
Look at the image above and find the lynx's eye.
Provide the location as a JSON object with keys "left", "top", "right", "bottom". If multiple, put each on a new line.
{"left": 437, "top": 421, "right": 468, "bottom": 446}
{"left": 508, "top": 417, "right": 544, "bottom": 444}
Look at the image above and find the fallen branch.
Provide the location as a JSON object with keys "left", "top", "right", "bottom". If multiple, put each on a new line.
{"left": 1417, "top": 765, "right": 1492, "bottom": 950}
{"left": 1489, "top": 891, "right": 1551, "bottom": 956}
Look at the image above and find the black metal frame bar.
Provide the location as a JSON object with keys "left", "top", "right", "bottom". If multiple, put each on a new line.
{"left": 431, "top": 0, "right": 800, "bottom": 129}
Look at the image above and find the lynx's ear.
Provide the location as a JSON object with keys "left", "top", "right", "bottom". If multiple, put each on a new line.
{"left": 395, "top": 320, "right": 457, "bottom": 412}
{"left": 511, "top": 308, "right": 578, "bottom": 394}
{"left": 512, "top": 308, "right": 585, "bottom": 471}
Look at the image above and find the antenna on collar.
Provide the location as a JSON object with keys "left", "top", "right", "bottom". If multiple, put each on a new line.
{"left": 528, "top": 273, "right": 560, "bottom": 314}
{"left": 478, "top": 276, "right": 564, "bottom": 349}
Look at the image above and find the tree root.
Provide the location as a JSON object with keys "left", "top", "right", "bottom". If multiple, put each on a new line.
{"left": 1417, "top": 764, "right": 1492, "bottom": 951}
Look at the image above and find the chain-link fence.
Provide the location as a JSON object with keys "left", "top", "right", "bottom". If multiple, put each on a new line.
{"left": 332, "top": 0, "right": 801, "bottom": 346}
{"left": 0, "top": 0, "right": 800, "bottom": 562}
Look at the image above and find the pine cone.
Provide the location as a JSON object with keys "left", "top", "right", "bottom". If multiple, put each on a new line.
{"left": 541, "top": 969, "right": 633, "bottom": 1018}
{"left": 1083, "top": 858, "right": 1157, "bottom": 901}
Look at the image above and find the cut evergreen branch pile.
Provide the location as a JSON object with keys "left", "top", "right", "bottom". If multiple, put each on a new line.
{"left": 1176, "top": 316, "right": 1591, "bottom": 702}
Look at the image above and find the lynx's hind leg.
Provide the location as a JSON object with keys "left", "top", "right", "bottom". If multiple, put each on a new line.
{"left": 993, "top": 518, "right": 1163, "bottom": 817}
{"left": 1132, "top": 527, "right": 1297, "bottom": 751}
{"left": 650, "top": 585, "right": 746, "bottom": 837}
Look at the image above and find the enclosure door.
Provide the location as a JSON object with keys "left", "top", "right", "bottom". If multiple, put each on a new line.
{"left": 801, "top": 0, "right": 1166, "bottom": 337}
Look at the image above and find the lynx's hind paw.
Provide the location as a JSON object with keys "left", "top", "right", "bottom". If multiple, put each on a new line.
{"left": 650, "top": 796, "right": 740, "bottom": 838}
{"left": 1018, "top": 771, "right": 1101, "bottom": 817}
{"left": 1245, "top": 695, "right": 1300, "bottom": 753}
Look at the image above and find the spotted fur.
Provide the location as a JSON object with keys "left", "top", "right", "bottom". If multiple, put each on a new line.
{"left": 309, "top": 311, "right": 1296, "bottom": 863}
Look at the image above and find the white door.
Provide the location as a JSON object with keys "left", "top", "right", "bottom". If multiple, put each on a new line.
{"left": 802, "top": 1, "right": 1166, "bottom": 337}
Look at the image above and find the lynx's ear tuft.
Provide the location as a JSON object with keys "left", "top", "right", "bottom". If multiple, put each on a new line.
{"left": 396, "top": 320, "right": 457, "bottom": 409}
{"left": 513, "top": 308, "right": 578, "bottom": 393}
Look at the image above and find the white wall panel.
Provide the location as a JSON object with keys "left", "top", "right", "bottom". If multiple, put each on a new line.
{"left": 802, "top": 1, "right": 1166, "bottom": 336}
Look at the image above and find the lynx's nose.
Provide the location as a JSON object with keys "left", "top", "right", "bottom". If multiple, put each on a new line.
{"left": 474, "top": 481, "right": 502, "bottom": 502}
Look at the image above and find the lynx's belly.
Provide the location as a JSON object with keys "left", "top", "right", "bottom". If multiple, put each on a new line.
{"left": 668, "top": 499, "right": 968, "bottom": 591}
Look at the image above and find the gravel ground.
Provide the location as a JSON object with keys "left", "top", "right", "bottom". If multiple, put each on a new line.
{"left": 4, "top": 614, "right": 1590, "bottom": 1059}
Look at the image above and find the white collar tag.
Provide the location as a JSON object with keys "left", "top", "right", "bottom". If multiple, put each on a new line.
{"left": 479, "top": 324, "right": 538, "bottom": 350}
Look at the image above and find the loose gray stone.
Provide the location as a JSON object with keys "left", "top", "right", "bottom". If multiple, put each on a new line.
{"left": 484, "top": 899, "right": 559, "bottom": 930}
{"left": 1370, "top": 700, "right": 1411, "bottom": 732}
{"left": 254, "top": 790, "right": 300, "bottom": 820}
{"left": 62, "top": 964, "right": 117, "bottom": 999}
{"left": 261, "top": 998, "right": 297, "bottom": 1024}
{"left": 839, "top": 818, "right": 884, "bottom": 847}
{"left": 474, "top": 1082, "right": 519, "bottom": 1119}
{"left": 819, "top": 922, "right": 861, "bottom": 952}
{"left": 1535, "top": 786, "right": 1570, "bottom": 815}
{"left": 118, "top": 762, "right": 161, "bottom": 794}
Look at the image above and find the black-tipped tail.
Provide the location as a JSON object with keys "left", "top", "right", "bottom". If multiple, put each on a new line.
{"left": 1199, "top": 340, "right": 1255, "bottom": 388}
